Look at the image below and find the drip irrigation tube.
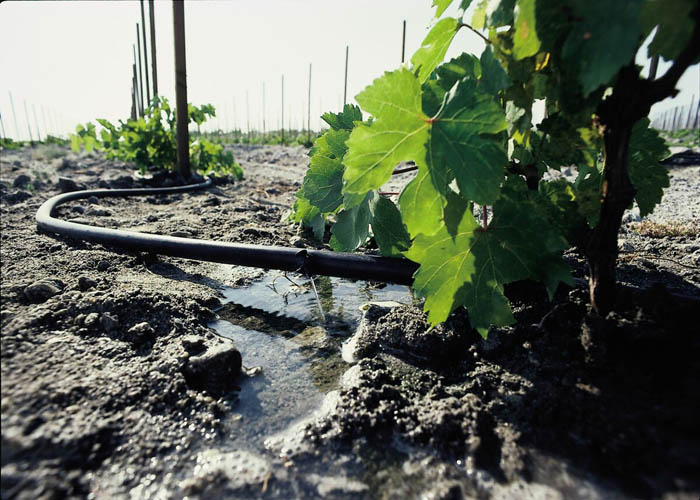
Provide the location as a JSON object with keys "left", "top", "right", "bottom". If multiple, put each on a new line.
{"left": 35, "top": 179, "right": 419, "bottom": 285}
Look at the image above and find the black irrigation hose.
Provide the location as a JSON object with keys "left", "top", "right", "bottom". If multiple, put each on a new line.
{"left": 35, "top": 179, "right": 419, "bottom": 285}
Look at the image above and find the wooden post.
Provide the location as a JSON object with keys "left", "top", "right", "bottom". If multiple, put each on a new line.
{"left": 9, "top": 91, "right": 20, "bottom": 140}
{"left": 49, "top": 108, "right": 59, "bottom": 138}
{"left": 344, "top": 46, "right": 349, "bottom": 106}
{"left": 149, "top": 0, "right": 158, "bottom": 97}
{"left": 136, "top": 24, "right": 145, "bottom": 113}
{"left": 671, "top": 107, "right": 678, "bottom": 131}
{"left": 132, "top": 54, "right": 141, "bottom": 116}
{"left": 685, "top": 95, "right": 695, "bottom": 129}
{"left": 32, "top": 104, "right": 41, "bottom": 142}
{"left": 402, "top": 20, "right": 406, "bottom": 63}
{"left": 307, "top": 63, "right": 312, "bottom": 144}
{"left": 173, "top": 0, "right": 190, "bottom": 178}
{"left": 23, "top": 100, "right": 34, "bottom": 143}
{"left": 140, "top": 1, "right": 151, "bottom": 107}
{"left": 131, "top": 84, "right": 137, "bottom": 121}
{"left": 246, "top": 91, "right": 250, "bottom": 143}
{"left": 232, "top": 97, "right": 237, "bottom": 137}
{"left": 132, "top": 47, "right": 142, "bottom": 116}
{"left": 281, "top": 74, "right": 285, "bottom": 144}
{"left": 41, "top": 105, "right": 50, "bottom": 138}
{"left": 262, "top": 81, "right": 266, "bottom": 140}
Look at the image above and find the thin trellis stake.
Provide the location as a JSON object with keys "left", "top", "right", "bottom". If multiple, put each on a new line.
{"left": 140, "top": 1, "right": 151, "bottom": 106}
{"left": 149, "top": 0, "right": 158, "bottom": 97}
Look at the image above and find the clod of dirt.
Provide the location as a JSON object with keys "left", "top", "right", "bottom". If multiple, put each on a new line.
{"left": 183, "top": 342, "right": 242, "bottom": 395}
{"left": 77, "top": 275, "right": 98, "bottom": 291}
{"left": 23, "top": 280, "right": 63, "bottom": 303}
{"left": 56, "top": 177, "right": 85, "bottom": 193}
{"left": 125, "top": 322, "right": 154, "bottom": 345}
{"left": 13, "top": 174, "right": 31, "bottom": 188}
{"left": 181, "top": 334, "right": 206, "bottom": 354}
{"left": 342, "top": 302, "right": 471, "bottom": 366}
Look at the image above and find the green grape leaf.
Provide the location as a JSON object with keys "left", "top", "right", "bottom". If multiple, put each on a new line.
{"left": 302, "top": 155, "right": 345, "bottom": 213}
{"left": 405, "top": 207, "right": 516, "bottom": 336}
{"left": 486, "top": 0, "right": 516, "bottom": 26}
{"left": 505, "top": 100, "right": 531, "bottom": 136}
{"left": 321, "top": 104, "right": 363, "bottom": 131}
{"left": 343, "top": 69, "right": 430, "bottom": 202}
{"left": 411, "top": 17, "right": 461, "bottom": 83}
{"left": 310, "top": 129, "right": 351, "bottom": 159}
{"left": 544, "top": 0, "right": 643, "bottom": 95}
{"left": 422, "top": 79, "right": 448, "bottom": 118}
{"left": 471, "top": 0, "right": 487, "bottom": 29}
{"left": 398, "top": 166, "right": 446, "bottom": 237}
{"left": 83, "top": 135, "right": 96, "bottom": 152}
{"left": 330, "top": 192, "right": 374, "bottom": 251}
{"left": 480, "top": 46, "right": 512, "bottom": 95}
{"left": 537, "top": 179, "right": 589, "bottom": 248}
{"left": 406, "top": 177, "right": 570, "bottom": 333}
{"left": 433, "top": 0, "right": 455, "bottom": 17}
{"left": 423, "top": 53, "right": 481, "bottom": 117}
{"left": 513, "top": 0, "right": 540, "bottom": 59}
{"left": 431, "top": 78, "right": 508, "bottom": 205}
{"left": 443, "top": 188, "right": 469, "bottom": 238}
{"left": 291, "top": 189, "right": 325, "bottom": 241}
{"left": 641, "top": 0, "right": 696, "bottom": 61}
{"left": 533, "top": 113, "right": 587, "bottom": 170}
{"left": 436, "top": 53, "right": 481, "bottom": 90}
{"left": 370, "top": 196, "right": 411, "bottom": 257}
{"left": 628, "top": 118, "right": 670, "bottom": 217}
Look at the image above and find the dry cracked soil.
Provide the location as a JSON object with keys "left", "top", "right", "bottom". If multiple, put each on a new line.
{"left": 1, "top": 143, "right": 699, "bottom": 499}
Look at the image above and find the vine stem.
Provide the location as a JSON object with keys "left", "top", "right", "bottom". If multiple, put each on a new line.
{"left": 378, "top": 191, "right": 400, "bottom": 196}
{"left": 481, "top": 205, "right": 488, "bottom": 228}
{"left": 460, "top": 23, "right": 491, "bottom": 45}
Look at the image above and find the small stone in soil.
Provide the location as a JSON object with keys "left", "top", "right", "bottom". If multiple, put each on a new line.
{"left": 100, "top": 313, "right": 119, "bottom": 332}
{"left": 57, "top": 177, "right": 84, "bottom": 193}
{"left": 183, "top": 342, "right": 241, "bottom": 394}
{"left": 126, "top": 322, "right": 154, "bottom": 344}
{"left": 23, "top": 281, "right": 61, "bottom": 302}
{"left": 13, "top": 174, "right": 31, "bottom": 188}
{"left": 78, "top": 276, "right": 98, "bottom": 291}
{"left": 96, "top": 260, "right": 110, "bottom": 272}
{"left": 83, "top": 312, "right": 100, "bottom": 328}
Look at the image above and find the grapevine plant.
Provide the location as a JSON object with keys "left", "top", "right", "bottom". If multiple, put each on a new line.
{"left": 71, "top": 97, "right": 243, "bottom": 179}
{"left": 292, "top": 0, "right": 700, "bottom": 336}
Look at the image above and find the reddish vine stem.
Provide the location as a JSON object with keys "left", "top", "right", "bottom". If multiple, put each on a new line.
{"left": 378, "top": 191, "right": 400, "bottom": 196}
{"left": 481, "top": 205, "right": 488, "bottom": 228}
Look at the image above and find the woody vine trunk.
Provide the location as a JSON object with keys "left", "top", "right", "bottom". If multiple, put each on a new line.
{"left": 586, "top": 16, "right": 700, "bottom": 315}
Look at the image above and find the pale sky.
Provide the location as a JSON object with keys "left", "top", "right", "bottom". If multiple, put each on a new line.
{"left": 0, "top": 0, "right": 697, "bottom": 142}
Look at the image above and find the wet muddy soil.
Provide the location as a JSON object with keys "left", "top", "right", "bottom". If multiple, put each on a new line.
{"left": 1, "top": 143, "right": 699, "bottom": 499}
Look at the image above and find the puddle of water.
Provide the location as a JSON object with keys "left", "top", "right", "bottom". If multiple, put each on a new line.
{"left": 219, "top": 271, "right": 413, "bottom": 333}
{"left": 210, "top": 270, "right": 414, "bottom": 448}
{"left": 209, "top": 319, "right": 324, "bottom": 442}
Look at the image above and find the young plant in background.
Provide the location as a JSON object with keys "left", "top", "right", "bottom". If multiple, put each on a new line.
{"left": 292, "top": 0, "right": 699, "bottom": 337}
{"left": 71, "top": 97, "right": 243, "bottom": 180}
